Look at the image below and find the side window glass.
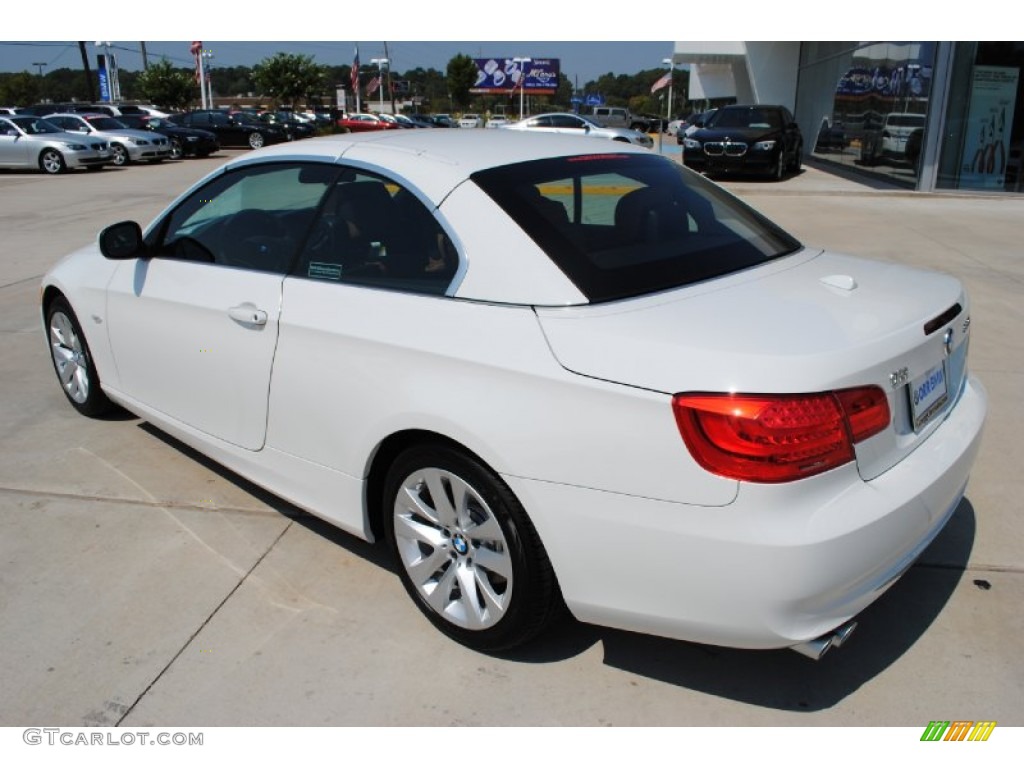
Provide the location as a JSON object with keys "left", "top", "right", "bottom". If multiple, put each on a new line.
{"left": 295, "top": 170, "right": 457, "bottom": 296}
{"left": 152, "top": 162, "right": 337, "bottom": 273}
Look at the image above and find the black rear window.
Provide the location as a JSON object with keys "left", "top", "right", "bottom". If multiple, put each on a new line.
{"left": 471, "top": 153, "right": 801, "bottom": 303}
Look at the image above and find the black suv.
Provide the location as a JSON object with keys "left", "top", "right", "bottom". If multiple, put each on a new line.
{"left": 681, "top": 104, "right": 803, "bottom": 180}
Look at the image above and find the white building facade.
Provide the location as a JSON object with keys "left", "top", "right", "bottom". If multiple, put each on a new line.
{"left": 672, "top": 42, "right": 1023, "bottom": 194}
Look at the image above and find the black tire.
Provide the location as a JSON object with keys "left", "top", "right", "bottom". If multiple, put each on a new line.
{"left": 383, "top": 443, "right": 559, "bottom": 652}
{"left": 789, "top": 142, "right": 802, "bottom": 173}
{"left": 772, "top": 150, "right": 786, "bottom": 181}
{"left": 169, "top": 138, "right": 184, "bottom": 160}
{"left": 110, "top": 143, "right": 129, "bottom": 167}
{"left": 39, "top": 148, "right": 66, "bottom": 174}
{"left": 248, "top": 131, "right": 265, "bottom": 150}
{"left": 45, "top": 296, "right": 113, "bottom": 417}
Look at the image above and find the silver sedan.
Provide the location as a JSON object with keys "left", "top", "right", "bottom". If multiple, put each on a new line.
{"left": 0, "top": 115, "right": 112, "bottom": 173}
{"left": 44, "top": 113, "right": 171, "bottom": 166}
{"left": 501, "top": 112, "right": 654, "bottom": 148}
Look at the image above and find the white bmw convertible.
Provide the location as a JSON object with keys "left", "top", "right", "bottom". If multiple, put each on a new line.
{"left": 41, "top": 130, "right": 987, "bottom": 658}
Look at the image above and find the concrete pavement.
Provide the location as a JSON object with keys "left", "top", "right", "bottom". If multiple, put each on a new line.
{"left": 1, "top": 150, "right": 1021, "bottom": 726}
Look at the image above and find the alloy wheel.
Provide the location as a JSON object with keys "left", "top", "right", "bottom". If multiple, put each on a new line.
{"left": 392, "top": 466, "right": 514, "bottom": 630}
{"left": 49, "top": 310, "right": 90, "bottom": 404}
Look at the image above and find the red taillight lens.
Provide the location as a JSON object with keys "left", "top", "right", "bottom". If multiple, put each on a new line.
{"left": 834, "top": 386, "right": 890, "bottom": 443}
{"left": 672, "top": 387, "right": 890, "bottom": 483}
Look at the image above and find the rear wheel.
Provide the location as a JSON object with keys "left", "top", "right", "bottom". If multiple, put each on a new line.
{"left": 45, "top": 297, "right": 113, "bottom": 417}
{"left": 39, "top": 149, "right": 66, "bottom": 174}
{"left": 383, "top": 444, "right": 559, "bottom": 652}
{"left": 248, "top": 132, "right": 265, "bottom": 149}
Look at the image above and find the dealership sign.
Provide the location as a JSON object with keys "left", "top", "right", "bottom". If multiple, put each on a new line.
{"left": 471, "top": 58, "right": 560, "bottom": 95}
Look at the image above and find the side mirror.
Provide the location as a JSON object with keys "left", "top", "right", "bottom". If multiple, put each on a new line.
{"left": 99, "top": 221, "right": 146, "bottom": 260}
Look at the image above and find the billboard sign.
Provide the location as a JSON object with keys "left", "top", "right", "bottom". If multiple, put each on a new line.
{"left": 470, "top": 58, "right": 560, "bottom": 95}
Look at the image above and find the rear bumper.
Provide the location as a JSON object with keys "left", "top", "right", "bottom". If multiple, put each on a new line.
{"left": 504, "top": 374, "right": 987, "bottom": 650}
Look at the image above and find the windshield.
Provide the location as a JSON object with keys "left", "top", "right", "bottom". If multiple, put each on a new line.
{"left": 87, "top": 116, "right": 127, "bottom": 130}
{"left": 7, "top": 116, "right": 62, "bottom": 134}
{"left": 708, "top": 107, "right": 782, "bottom": 130}
{"left": 472, "top": 153, "right": 801, "bottom": 303}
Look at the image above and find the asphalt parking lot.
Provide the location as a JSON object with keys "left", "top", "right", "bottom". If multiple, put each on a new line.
{"left": 1, "top": 145, "right": 1022, "bottom": 727}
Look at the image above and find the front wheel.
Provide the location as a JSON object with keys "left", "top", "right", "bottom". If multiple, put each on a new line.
{"left": 248, "top": 132, "right": 265, "bottom": 149}
{"left": 110, "top": 144, "right": 129, "bottom": 166}
{"left": 772, "top": 151, "right": 786, "bottom": 181}
{"left": 383, "top": 444, "right": 559, "bottom": 652}
{"left": 45, "top": 297, "right": 113, "bottom": 417}
{"left": 789, "top": 143, "right": 803, "bottom": 172}
{"left": 169, "top": 138, "right": 184, "bottom": 160}
{"left": 39, "top": 148, "right": 66, "bottom": 174}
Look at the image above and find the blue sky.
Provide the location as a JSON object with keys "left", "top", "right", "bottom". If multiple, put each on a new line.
{"left": 3, "top": 10, "right": 967, "bottom": 82}
{"left": 0, "top": 41, "right": 676, "bottom": 85}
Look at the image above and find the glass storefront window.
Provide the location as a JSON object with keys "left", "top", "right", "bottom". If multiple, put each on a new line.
{"left": 937, "top": 42, "right": 1024, "bottom": 193}
{"left": 802, "top": 42, "right": 937, "bottom": 187}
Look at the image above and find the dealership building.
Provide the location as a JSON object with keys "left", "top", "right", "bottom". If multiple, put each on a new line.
{"left": 671, "top": 42, "right": 1023, "bottom": 194}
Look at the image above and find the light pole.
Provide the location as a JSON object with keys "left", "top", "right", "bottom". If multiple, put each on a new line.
{"left": 370, "top": 58, "right": 388, "bottom": 112}
{"left": 32, "top": 62, "right": 46, "bottom": 99}
{"left": 512, "top": 57, "right": 531, "bottom": 120}
{"left": 201, "top": 51, "right": 214, "bottom": 109}
{"left": 662, "top": 57, "right": 675, "bottom": 123}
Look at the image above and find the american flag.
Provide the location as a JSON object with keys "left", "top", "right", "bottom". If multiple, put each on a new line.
{"left": 650, "top": 72, "right": 672, "bottom": 93}
{"left": 351, "top": 46, "right": 360, "bottom": 93}
{"left": 366, "top": 76, "right": 380, "bottom": 96}
{"left": 191, "top": 41, "right": 202, "bottom": 84}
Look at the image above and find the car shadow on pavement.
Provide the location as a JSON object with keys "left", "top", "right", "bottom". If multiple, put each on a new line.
{"left": 137, "top": 422, "right": 310, "bottom": 521}
{"left": 134, "top": 420, "right": 976, "bottom": 710}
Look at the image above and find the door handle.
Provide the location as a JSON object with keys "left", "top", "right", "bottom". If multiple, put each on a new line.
{"left": 228, "top": 304, "right": 268, "bottom": 326}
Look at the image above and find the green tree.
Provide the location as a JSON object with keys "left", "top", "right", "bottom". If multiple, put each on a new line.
{"left": 135, "top": 60, "right": 196, "bottom": 109}
{"left": 212, "top": 66, "right": 257, "bottom": 99}
{"left": 252, "top": 52, "right": 326, "bottom": 107}
{"left": 446, "top": 54, "right": 477, "bottom": 111}
{"left": 0, "top": 72, "right": 41, "bottom": 106}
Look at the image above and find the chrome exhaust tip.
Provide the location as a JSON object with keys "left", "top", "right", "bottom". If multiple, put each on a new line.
{"left": 790, "top": 620, "right": 857, "bottom": 660}
{"left": 831, "top": 620, "right": 857, "bottom": 648}
{"left": 790, "top": 635, "right": 834, "bottom": 660}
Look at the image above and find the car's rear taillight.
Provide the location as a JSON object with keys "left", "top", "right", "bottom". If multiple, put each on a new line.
{"left": 672, "top": 387, "right": 890, "bottom": 483}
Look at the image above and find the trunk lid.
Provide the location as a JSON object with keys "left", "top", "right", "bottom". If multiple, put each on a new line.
{"left": 535, "top": 249, "right": 971, "bottom": 480}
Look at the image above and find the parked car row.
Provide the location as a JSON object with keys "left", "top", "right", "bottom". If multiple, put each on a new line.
{"left": 1, "top": 103, "right": 339, "bottom": 173}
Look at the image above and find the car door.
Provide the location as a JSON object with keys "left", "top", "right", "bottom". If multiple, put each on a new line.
{"left": 548, "top": 114, "right": 588, "bottom": 135}
{"left": 267, "top": 167, "right": 460, "bottom": 473}
{"left": 0, "top": 118, "right": 29, "bottom": 166}
{"left": 104, "top": 161, "right": 336, "bottom": 450}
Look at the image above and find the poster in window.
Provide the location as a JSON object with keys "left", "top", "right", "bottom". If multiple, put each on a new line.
{"left": 960, "top": 66, "right": 1019, "bottom": 190}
